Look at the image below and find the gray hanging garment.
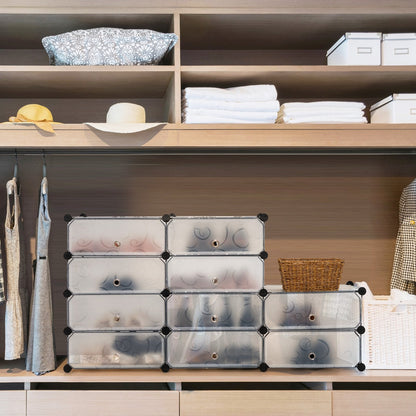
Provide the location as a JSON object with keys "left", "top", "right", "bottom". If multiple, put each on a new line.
{"left": 4, "top": 177, "right": 27, "bottom": 360}
{"left": 26, "top": 177, "right": 56, "bottom": 374}
{"left": 391, "top": 179, "right": 416, "bottom": 295}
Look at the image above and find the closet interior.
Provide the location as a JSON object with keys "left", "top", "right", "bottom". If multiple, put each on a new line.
{"left": 0, "top": 1, "right": 416, "bottom": 415}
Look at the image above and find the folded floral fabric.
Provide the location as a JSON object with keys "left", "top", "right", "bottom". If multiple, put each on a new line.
{"left": 277, "top": 115, "right": 367, "bottom": 124}
{"left": 183, "top": 115, "right": 277, "bottom": 124}
{"left": 281, "top": 101, "right": 365, "bottom": 110}
{"left": 182, "top": 85, "right": 277, "bottom": 102}
{"left": 182, "top": 98, "right": 280, "bottom": 113}
{"left": 183, "top": 108, "right": 277, "bottom": 122}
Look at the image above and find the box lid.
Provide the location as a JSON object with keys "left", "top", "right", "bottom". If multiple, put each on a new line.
{"left": 383, "top": 33, "right": 416, "bottom": 40}
{"left": 370, "top": 94, "right": 416, "bottom": 112}
{"left": 327, "top": 32, "right": 382, "bottom": 57}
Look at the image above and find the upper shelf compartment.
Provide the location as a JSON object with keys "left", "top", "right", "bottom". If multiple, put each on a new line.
{"left": 0, "top": 13, "right": 176, "bottom": 65}
{"left": 180, "top": 13, "right": 416, "bottom": 65}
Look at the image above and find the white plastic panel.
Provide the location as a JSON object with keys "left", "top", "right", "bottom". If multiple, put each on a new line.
{"left": 168, "top": 294, "right": 262, "bottom": 329}
{"left": 68, "top": 294, "right": 165, "bottom": 331}
{"left": 167, "top": 331, "right": 262, "bottom": 368}
{"left": 67, "top": 257, "right": 165, "bottom": 294}
{"left": 265, "top": 291, "right": 361, "bottom": 329}
{"left": 167, "top": 217, "right": 264, "bottom": 255}
{"left": 68, "top": 217, "right": 165, "bottom": 255}
{"left": 167, "top": 256, "right": 263, "bottom": 291}
{"left": 265, "top": 330, "right": 360, "bottom": 368}
{"left": 68, "top": 332, "right": 164, "bottom": 369}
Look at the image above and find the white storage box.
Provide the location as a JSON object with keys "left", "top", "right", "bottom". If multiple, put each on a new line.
{"left": 68, "top": 332, "right": 164, "bottom": 369}
{"left": 167, "top": 293, "right": 262, "bottom": 329}
{"left": 363, "top": 292, "right": 416, "bottom": 369}
{"left": 265, "top": 330, "right": 362, "bottom": 368}
{"left": 382, "top": 33, "right": 416, "bottom": 65}
{"left": 67, "top": 256, "right": 165, "bottom": 293}
{"left": 264, "top": 285, "right": 362, "bottom": 330}
{"left": 370, "top": 94, "right": 416, "bottom": 123}
{"left": 327, "top": 32, "right": 381, "bottom": 66}
{"left": 67, "top": 294, "right": 165, "bottom": 331}
{"left": 167, "top": 216, "right": 265, "bottom": 255}
{"left": 67, "top": 216, "right": 166, "bottom": 255}
{"left": 167, "top": 256, "right": 264, "bottom": 291}
{"left": 167, "top": 331, "right": 262, "bottom": 368}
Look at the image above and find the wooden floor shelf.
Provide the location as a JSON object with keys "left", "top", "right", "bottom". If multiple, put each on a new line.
{"left": 1, "top": 359, "right": 416, "bottom": 384}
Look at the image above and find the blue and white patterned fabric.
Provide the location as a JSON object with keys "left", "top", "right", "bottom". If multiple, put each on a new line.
{"left": 42, "top": 28, "right": 178, "bottom": 66}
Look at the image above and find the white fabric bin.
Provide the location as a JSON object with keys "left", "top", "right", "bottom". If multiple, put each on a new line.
{"left": 327, "top": 32, "right": 381, "bottom": 66}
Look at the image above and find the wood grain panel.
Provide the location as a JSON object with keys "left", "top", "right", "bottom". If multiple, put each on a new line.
{"left": 0, "top": 154, "right": 410, "bottom": 355}
{"left": 27, "top": 391, "right": 178, "bottom": 416}
{"left": 180, "top": 390, "right": 331, "bottom": 416}
{"left": 0, "top": 391, "right": 26, "bottom": 416}
{"left": 333, "top": 391, "right": 416, "bottom": 416}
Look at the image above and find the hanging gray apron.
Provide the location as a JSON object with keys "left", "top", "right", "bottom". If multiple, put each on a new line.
{"left": 26, "top": 177, "right": 56, "bottom": 374}
{"left": 4, "top": 177, "right": 27, "bottom": 360}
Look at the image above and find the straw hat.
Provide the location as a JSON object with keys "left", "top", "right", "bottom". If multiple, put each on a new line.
{"left": 86, "top": 102, "right": 164, "bottom": 134}
{"left": 7, "top": 104, "right": 58, "bottom": 133}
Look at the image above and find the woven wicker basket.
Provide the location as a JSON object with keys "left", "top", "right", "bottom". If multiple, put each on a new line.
{"left": 278, "top": 258, "right": 344, "bottom": 292}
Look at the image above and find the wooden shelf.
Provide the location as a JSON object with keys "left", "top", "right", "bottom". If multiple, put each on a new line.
{"left": 0, "top": 123, "right": 416, "bottom": 151}
{"left": 1, "top": 359, "right": 416, "bottom": 384}
{"left": 181, "top": 66, "right": 416, "bottom": 99}
{"left": 0, "top": 66, "right": 175, "bottom": 98}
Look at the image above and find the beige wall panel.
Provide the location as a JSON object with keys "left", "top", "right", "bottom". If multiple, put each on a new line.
{"left": 27, "top": 390, "right": 179, "bottom": 416}
{"left": 0, "top": 391, "right": 26, "bottom": 416}
{"left": 333, "top": 391, "right": 416, "bottom": 416}
{"left": 180, "top": 390, "right": 331, "bottom": 416}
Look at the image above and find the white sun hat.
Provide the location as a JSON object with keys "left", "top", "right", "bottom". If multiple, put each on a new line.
{"left": 86, "top": 102, "right": 165, "bottom": 133}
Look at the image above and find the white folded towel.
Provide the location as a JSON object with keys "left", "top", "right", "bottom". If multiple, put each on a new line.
{"left": 182, "top": 98, "right": 280, "bottom": 113}
{"left": 183, "top": 115, "right": 277, "bottom": 124}
{"left": 277, "top": 115, "right": 368, "bottom": 124}
{"left": 183, "top": 108, "right": 277, "bottom": 122}
{"left": 279, "top": 108, "right": 364, "bottom": 118}
{"left": 182, "top": 85, "right": 277, "bottom": 102}
{"left": 281, "top": 101, "right": 366, "bottom": 111}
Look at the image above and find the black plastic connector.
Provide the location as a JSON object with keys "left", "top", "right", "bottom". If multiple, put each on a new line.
{"left": 63, "top": 289, "right": 72, "bottom": 299}
{"left": 161, "top": 363, "right": 170, "bottom": 373}
{"left": 162, "top": 251, "right": 171, "bottom": 261}
{"left": 63, "top": 251, "right": 72, "bottom": 260}
{"left": 346, "top": 281, "right": 354, "bottom": 286}
{"left": 358, "top": 286, "right": 367, "bottom": 296}
{"left": 161, "top": 326, "right": 172, "bottom": 336}
{"left": 162, "top": 214, "right": 171, "bottom": 223}
{"left": 79, "top": 213, "right": 87, "bottom": 217}
{"left": 356, "top": 362, "right": 366, "bottom": 372}
{"left": 63, "top": 327, "right": 72, "bottom": 336}
{"left": 258, "top": 288, "right": 268, "bottom": 298}
{"left": 356, "top": 325, "right": 366, "bottom": 335}
{"left": 259, "top": 251, "right": 268, "bottom": 260}
{"left": 64, "top": 214, "right": 73, "bottom": 223}
{"left": 63, "top": 364, "right": 73, "bottom": 373}
{"left": 257, "top": 213, "right": 268, "bottom": 222}
{"left": 161, "top": 288, "right": 171, "bottom": 298}
{"left": 258, "top": 325, "right": 268, "bottom": 335}
{"left": 259, "top": 362, "right": 269, "bottom": 372}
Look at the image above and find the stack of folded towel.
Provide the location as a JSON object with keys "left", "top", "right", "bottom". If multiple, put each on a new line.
{"left": 277, "top": 101, "right": 367, "bottom": 124}
{"left": 182, "top": 85, "right": 279, "bottom": 123}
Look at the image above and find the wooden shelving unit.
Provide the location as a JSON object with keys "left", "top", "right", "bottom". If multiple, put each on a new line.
{"left": 0, "top": 1, "right": 416, "bottom": 415}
